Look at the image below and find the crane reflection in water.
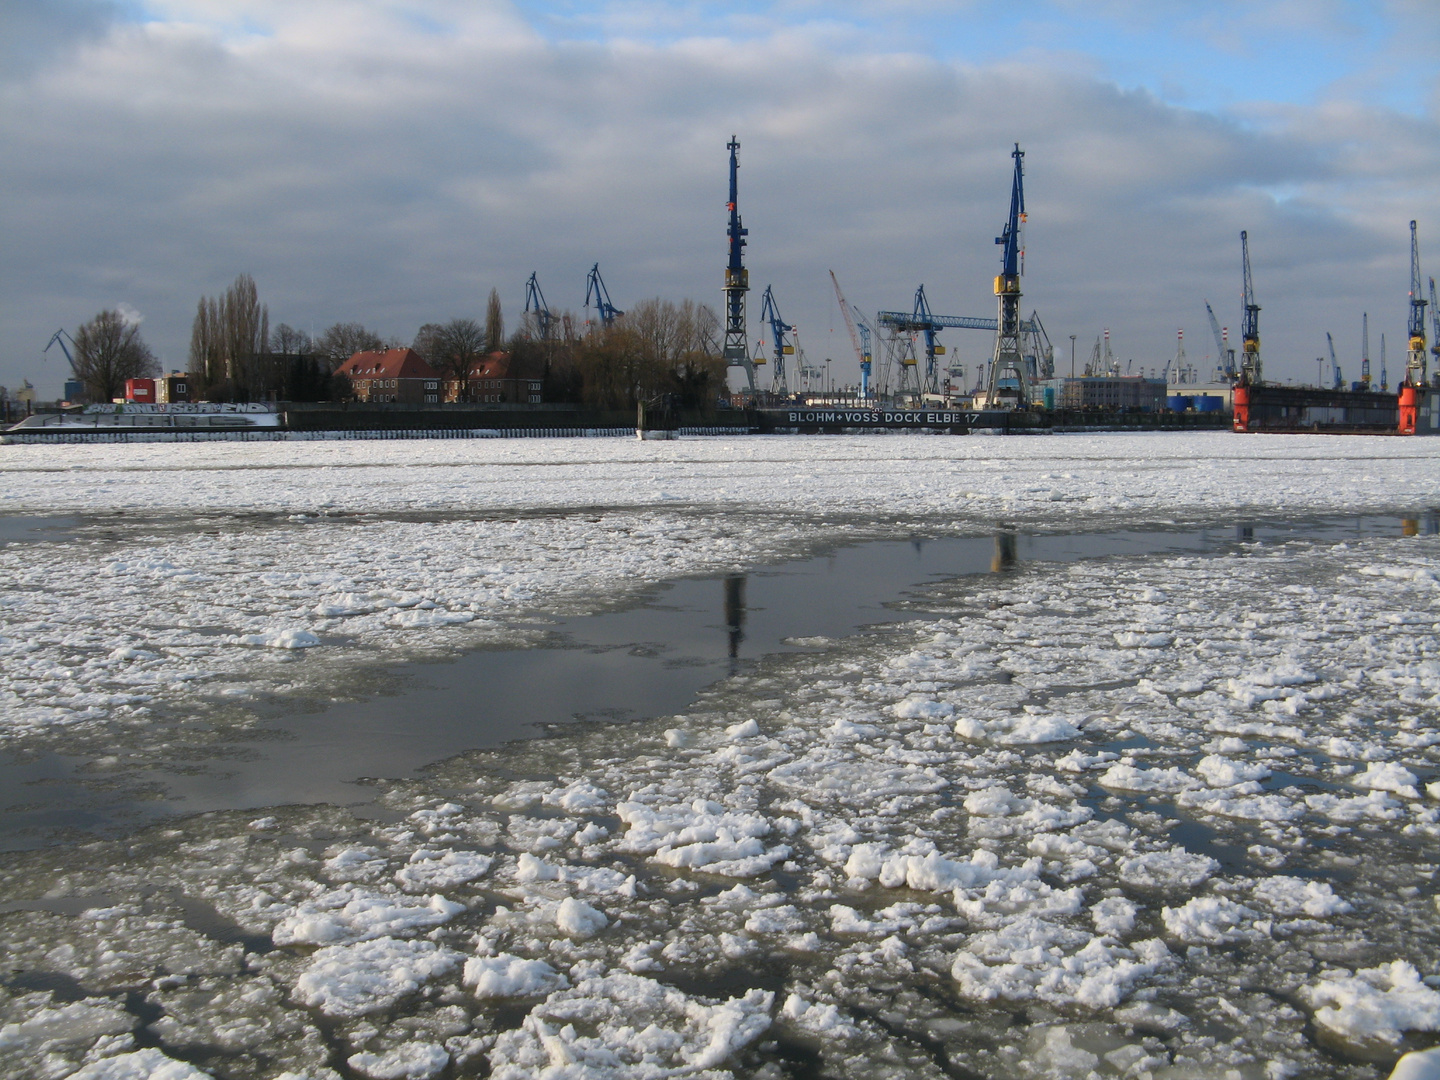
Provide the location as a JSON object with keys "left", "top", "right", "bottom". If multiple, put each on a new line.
{"left": 992, "top": 532, "right": 1019, "bottom": 573}
{"left": 724, "top": 574, "right": 746, "bottom": 670}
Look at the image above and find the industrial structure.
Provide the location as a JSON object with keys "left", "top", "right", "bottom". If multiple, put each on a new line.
{"left": 584, "top": 263, "right": 623, "bottom": 330}
{"left": 523, "top": 273, "right": 554, "bottom": 340}
{"left": 720, "top": 137, "right": 758, "bottom": 395}
{"left": 985, "top": 144, "right": 1031, "bottom": 408}
{"left": 756, "top": 285, "right": 795, "bottom": 396}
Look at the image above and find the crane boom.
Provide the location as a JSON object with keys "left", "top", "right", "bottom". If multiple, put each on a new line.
{"left": 1203, "top": 301, "right": 1232, "bottom": 379}
{"left": 524, "top": 273, "right": 554, "bottom": 340}
{"left": 1429, "top": 277, "right": 1440, "bottom": 365}
{"left": 985, "top": 143, "right": 1029, "bottom": 407}
{"left": 1326, "top": 331, "right": 1342, "bottom": 390}
{"left": 757, "top": 284, "right": 794, "bottom": 395}
{"left": 829, "top": 270, "right": 870, "bottom": 398}
{"left": 44, "top": 329, "right": 79, "bottom": 375}
{"left": 584, "top": 263, "right": 623, "bottom": 329}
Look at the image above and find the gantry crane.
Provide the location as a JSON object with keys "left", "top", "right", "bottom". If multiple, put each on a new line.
{"left": 829, "top": 270, "right": 872, "bottom": 399}
{"left": 1326, "top": 331, "right": 1343, "bottom": 390}
{"left": 986, "top": 143, "right": 1029, "bottom": 407}
{"left": 757, "top": 285, "right": 795, "bottom": 396}
{"left": 584, "top": 264, "right": 623, "bottom": 330}
{"left": 524, "top": 273, "right": 554, "bottom": 340}
{"left": 1402, "top": 221, "right": 1427, "bottom": 388}
{"left": 1239, "top": 231, "right": 1262, "bottom": 386}
{"left": 721, "top": 136, "right": 756, "bottom": 395}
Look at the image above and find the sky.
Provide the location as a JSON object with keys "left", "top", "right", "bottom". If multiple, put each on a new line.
{"left": 4, "top": 0, "right": 1440, "bottom": 396}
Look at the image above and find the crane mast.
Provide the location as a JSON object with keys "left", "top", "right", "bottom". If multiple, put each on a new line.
{"left": 1362, "top": 312, "right": 1371, "bottom": 388}
{"left": 1430, "top": 277, "right": 1440, "bottom": 368}
{"left": 1326, "top": 331, "right": 1342, "bottom": 390}
{"left": 524, "top": 273, "right": 554, "bottom": 340}
{"left": 1404, "top": 220, "right": 1428, "bottom": 388}
{"left": 829, "top": 270, "right": 871, "bottom": 398}
{"left": 584, "top": 264, "right": 623, "bottom": 329}
{"left": 1204, "top": 301, "right": 1233, "bottom": 380}
{"left": 44, "top": 329, "right": 80, "bottom": 375}
{"left": 1240, "top": 231, "right": 1261, "bottom": 385}
{"left": 721, "top": 136, "right": 756, "bottom": 395}
{"left": 757, "top": 284, "right": 794, "bottom": 396}
{"left": 985, "top": 143, "right": 1029, "bottom": 407}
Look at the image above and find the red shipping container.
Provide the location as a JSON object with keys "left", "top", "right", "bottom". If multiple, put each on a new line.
{"left": 125, "top": 378, "right": 156, "bottom": 403}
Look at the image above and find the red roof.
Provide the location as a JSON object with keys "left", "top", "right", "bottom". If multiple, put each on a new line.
{"left": 465, "top": 352, "right": 514, "bottom": 380}
{"left": 336, "top": 348, "right": 439, "bottom": 380}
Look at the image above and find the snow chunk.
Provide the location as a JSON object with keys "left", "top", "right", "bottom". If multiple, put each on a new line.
{"left": 1113, "top": 631, "right": 1173, "bottom": 648}
{"left": 66, "top": 1049, "right": 213, "bottom": 1080}
{"left": 951, "top": 915, "right": 1171, "bottom": 1008}
{"left": 1352, "top": 762, "right": 1422, "bottom": 799}
{"left": 555, "top": 897, "right": 608, "bottom": 938}
{"left": 1195, "top": 754, "right": 1271, "bottom": 787}
{"left": 464, "top": 953, "right": 568, "bottom": 998}
{"left": 1306, "top": 961, "right": 1440, "bottom": 1047}
{"left": 349, "top": 1043, "right": 449, "bottom": 1080}
{"left": 781, "top": 994, "right": 857, "bottom": 1038}
{"left": 1098, "top": 762, "right": 1201, "bottom": 794}
{"left": 1092, "top": 897, "right": 1138, "bottom": 937}
{"left": 1253, "top": 876, "right": 1353, "bottom": 917}
{"left": 1161, "top": 896, "right": 1260, "bottom": 944}
{"left": 617, "top": 797, "right": 787, "bottom": 877}
{"left": 1119, "top": 850, "right": 1219, "bottom": 891}
{"left": 234, "top": 628, "right": 320, "bottom": 649}
{"left": 955, "top": 712, "right": 1080, "bottom": 744}
{"left": 1391, "top": 1048, "right": 1440, "bottom": 1080}
{"left": 293, "top": 937, "right": 460, "bottom": 1018}
{"left": 488, "top": 972, "right": 772, "bottom": 1078}
{"left": 272, "top": 889, "right": 464, "bottom": 945}
{"left": 894, "top": 696, "right": 954, "bottom": 720}
{"left": 394, "top": 849, "right": 493, "bottom": 891}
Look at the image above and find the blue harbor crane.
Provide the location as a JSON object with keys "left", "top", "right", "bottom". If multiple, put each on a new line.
{"left": 985, "top": 143, "right": 1030, "bottom": 407}
{"left": 524, "top": 272, "right": 554, "bottom": 339}
{"left": 1381, "top": 333, "right": 1389, "bottom": 392}
{"left": 1239, "top": 230, "right": 1262, "bottom": 385}
{"left": 720, "top": 136, "right": 757, "bottom": 395}
{"left": 875, "top": 295, "right": 1037, "bottom": 398}
{"left": 1326, "top": 331, "right": 1343, "bottom": 390}
{"left": 1204, "top": 301, "right": 1235, "bottom": 381}
{"left": 584, "top": 263, "right": 623, "bottom": 330}
{"left": 44, "top": 328, "right": 79, "bottom": 373}
{"left": 828, "top": 270, "right": 872, "bottom": 399}
{"left": 1430, "top": 277, "right": 1440, "bottom": 369}
{"left": 757, "top": 285, "right": 795, "bottom": 397}
{"left": 1404, "top": 221, "right": 1428, "bottom": 388}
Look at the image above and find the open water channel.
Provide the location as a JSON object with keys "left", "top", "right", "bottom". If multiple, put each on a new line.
{"left": 1, "top": 512, "right": 1434, "bottom": 851}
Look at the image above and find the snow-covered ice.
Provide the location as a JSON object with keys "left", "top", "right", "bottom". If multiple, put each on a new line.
{"left": 1, "top": 432, "right": 1439, "bottom": 1079}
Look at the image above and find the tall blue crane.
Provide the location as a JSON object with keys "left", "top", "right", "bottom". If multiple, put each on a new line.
{"left": 1405, "top": 220, "right": 1428, "bottom": 387}
{"left": 985, "top": 143, "right": 1029, "bottom": 406}
{"left": 1240, "top": 230, "right": 1262, "bottom": 385}
{"left": 757, "top": 285, "right": 795, "bottom": 396}
{"left": 584, "top": 264, "right": 623, "bottom": 329}
{"left": 44, "top": 329, "right": 79, "bottom": 374}
{"left": 524, "top": 272, "right": 554, "bottom": 340}
{"left": 720, "top": 136, "right": 756, "bottom": 395}
{"left": 1326, "top": 331, "right": 1343, "bottom": 390}
{"left": 1430, "top": 277, "right": 1440, "bottom": 369}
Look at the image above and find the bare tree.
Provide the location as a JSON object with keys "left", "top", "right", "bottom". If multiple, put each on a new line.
{"left": 418, "top": 318, "right": 485, "bottom": 401}
{"left": 484, "top": 288, "right": 504, "bottom": 355}
{"left": 270, "top": 323, "right": 313, "bottom": 355}
{"left": 571, "top": 298, "right": 725, "bottom": 409}
{"left": 188, "top": 274, "right": 269, "bottom": 397}
{"left": 73, "top": 309, "right": 158, "bottom": 402}
{"left": 316, "top": 322, "right": 384, "bottom": 369}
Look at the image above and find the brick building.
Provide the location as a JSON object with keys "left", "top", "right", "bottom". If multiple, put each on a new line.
{"left": 448, "top": 352, "right": 543, "bottom": 405}
{"left": 335, "top": 349, "right": 441, "bottom": 404}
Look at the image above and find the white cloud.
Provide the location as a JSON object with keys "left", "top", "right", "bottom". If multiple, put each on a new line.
{"left": 2, "top": 1, "right": 1438, "bottom": 391}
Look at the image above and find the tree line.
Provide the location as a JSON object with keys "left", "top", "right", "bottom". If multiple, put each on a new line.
{"left": 64, "top": 274, "right": 730, "bottom": 409}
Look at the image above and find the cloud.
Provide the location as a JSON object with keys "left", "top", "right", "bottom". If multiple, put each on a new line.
{"left": 2, "top": 1, "right": 1438, "bottom": 392}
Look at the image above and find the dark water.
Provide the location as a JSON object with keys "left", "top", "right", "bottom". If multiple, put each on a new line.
{"left": 0, "top": 515, "right": 80, "bottom": 544}
{"left": 1, "top": 513, "right": 1434, "bottom": 849}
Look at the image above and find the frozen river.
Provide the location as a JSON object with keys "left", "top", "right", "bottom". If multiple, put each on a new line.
{"left": 2, "top": 432, "right": 1439, "bottom": 1080}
